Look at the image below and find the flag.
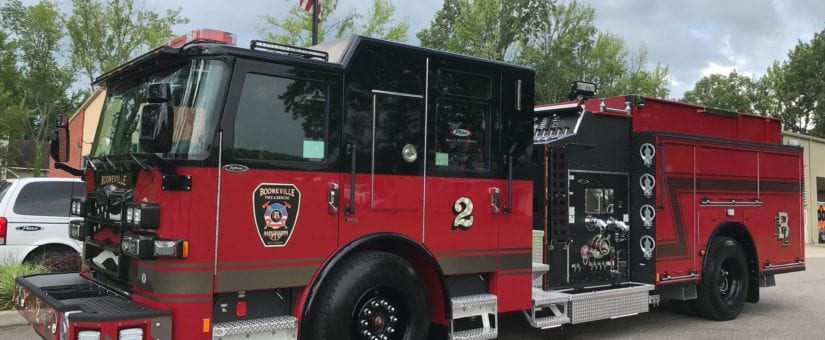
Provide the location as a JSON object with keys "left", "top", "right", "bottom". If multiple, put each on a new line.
{"left": 299, "top": 0, "right": 321, "bottom": 19}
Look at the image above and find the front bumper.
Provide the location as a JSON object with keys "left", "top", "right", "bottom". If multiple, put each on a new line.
{"left": 14, "top": 273, "right": 171, "bottom": 340}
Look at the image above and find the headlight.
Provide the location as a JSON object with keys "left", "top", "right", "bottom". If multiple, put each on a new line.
{"left": 126, "top": 207, "right": 134, "bottom": 224}
{"left": 121, "top": 233, "right": 155, "bottom": 260}
{"left": 70, "top": 198, "right": 87, "bottom": 217}
{"left": 69, "top": 221, "right": 87, "bottom": 241}
{"left": 123, "top": 202, "right": 159, "bottom": 229}
{"left": 77, "top": 330, "right": 101, "bottom": 340}
{"left": 118, "top": 327, "right": 143, "bottom": 340}
{"left": 153, "top": 239, "right": 189, "bottom": 258}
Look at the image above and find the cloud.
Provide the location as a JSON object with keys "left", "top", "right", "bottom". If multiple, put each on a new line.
{"left": 144, "top": 0, "right": 823, "bottom": 100}
{"left": 578, "top": 0, "right": 823, "bottom": 98}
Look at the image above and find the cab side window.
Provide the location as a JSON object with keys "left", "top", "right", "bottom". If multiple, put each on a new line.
{"left": 233, "top": 73, "right": 328, "bottom": 163}
{"left": 433, "top": 68, "right": 492, "bottom": 172}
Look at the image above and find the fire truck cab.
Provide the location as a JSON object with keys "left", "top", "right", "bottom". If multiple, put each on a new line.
{"left": 16, "top": 30, "right": 804, "bottom": 340}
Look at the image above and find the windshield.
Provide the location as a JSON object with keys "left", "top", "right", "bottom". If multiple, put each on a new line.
{"left": 92, "top": 59, "right": 228, "bottom": 160}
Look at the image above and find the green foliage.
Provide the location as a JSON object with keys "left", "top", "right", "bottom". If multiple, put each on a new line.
{"left": 681, "top": 71, "right": 757, "bottom": 113}
{"left": 685, "top": 28, "right": 825, "bottom": 137}
{"left": 781, "top": 29, "right": 825, "bottom": 136}
{"left": 420, "top": 0, "right": 671, "bottom": 103}
{"left": 418, "top": 0, "right": 547, "bottom": 61}
{"left": 0, "top": 263, "right": 45, "bottom": 310}
{"left": 1, "top": 0, "right": 75, "bottom": 176}
{"left": 67, "top": 0, "right": 189, "bottom": 86}
{"left": 755, "top": 61, "right": 798, "bottom": 130}
{"left": 0, "top": 31, "right": 26, "bottom": 170}
{"left": 260, "top": 0, "right": 409, "bottom": 47}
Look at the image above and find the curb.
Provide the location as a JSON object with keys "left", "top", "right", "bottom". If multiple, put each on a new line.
{"left": 0, "top": 310, "right": 25, "bottom": 327}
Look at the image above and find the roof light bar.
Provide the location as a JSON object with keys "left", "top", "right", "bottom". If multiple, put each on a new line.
{"left": 168, "top": 29, "right": 236, "bottom": 48}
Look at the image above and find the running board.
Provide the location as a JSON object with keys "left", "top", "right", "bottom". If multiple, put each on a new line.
{"left": 212, "top": 315, "right": 298, "bottom": 340}
{"left": 449, "top": 294, "right": 498, "bottom": 340}
{"left": 524, "top": 282, "right": 654, "bottom": 328}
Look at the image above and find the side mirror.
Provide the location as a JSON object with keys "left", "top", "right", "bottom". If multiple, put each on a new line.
{"left": 50, "top": 114, "right": 70, "bottom": 163}
{"left": 139, "top": 83, "right": 174, "bottom": 153}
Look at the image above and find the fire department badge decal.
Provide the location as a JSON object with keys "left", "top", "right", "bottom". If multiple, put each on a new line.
{"left": 253, "top": 183, "right": 301, "bottom": 247}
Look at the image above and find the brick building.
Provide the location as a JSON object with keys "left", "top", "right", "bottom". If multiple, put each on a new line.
{"left": 48, "top": 89, "right": 105, "bottom": 178}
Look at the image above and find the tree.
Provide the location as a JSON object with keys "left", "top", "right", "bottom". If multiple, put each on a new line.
{"left": 67, "top": 0, "right": 189, "bottom": 87}
{"left": 1, "top": 0, "right": 75, "bottom": 176}
{"left": 260, "top": 0, "right": 409, "bottom": 47}
{"left": 754, "top": 61, "right": 800, "bottom": 131}
{"left": 516, "top": 1, "right": 670, "bottom": 102}
{"left": 0, "top": 31, "right": 27, "bottom": 176}
{"left": 681, "top": 71, "right": 757, "bottom": 113}
{"left": 781, "top": 29, "right": 825, "bottom": 137}
{"left": 417, "top": 0, "right": 547, "bottom": 61}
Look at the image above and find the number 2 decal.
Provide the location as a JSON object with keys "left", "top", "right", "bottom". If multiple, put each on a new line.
{"left": 452, "top": 197, "right": 474, "bottom": 230}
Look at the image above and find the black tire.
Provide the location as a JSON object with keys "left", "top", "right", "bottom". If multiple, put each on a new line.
{"left": 302, "top": 251, "right": 430, "bottom": 340}
{"left": 694, "top": 236, "right": 749, "bottom": 321}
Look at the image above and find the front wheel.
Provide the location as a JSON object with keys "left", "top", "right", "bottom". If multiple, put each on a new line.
{"left": 302, "top": 251, "right": 430, "bottom": 340}
{"left": 694, "top": 236, "right": 749, "bottom": 320}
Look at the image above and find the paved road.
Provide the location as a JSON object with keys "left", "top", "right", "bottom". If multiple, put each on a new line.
{"left": 5, "top": 247, "right": 825, "bottom": 339}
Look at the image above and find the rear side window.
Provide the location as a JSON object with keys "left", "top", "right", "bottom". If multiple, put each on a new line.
{"left": 233, "top": 73, "right": 328, "bottom": 163}
{"left": 0, "top": 181, "right": 11, "bottom": 202}
{"left": 13, "top": 181, "right": 74, "bottom": 217}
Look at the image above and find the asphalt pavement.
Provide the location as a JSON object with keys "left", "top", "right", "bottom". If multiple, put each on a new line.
{"left": 4, "top": 245, "right": 825, "bottom": 339}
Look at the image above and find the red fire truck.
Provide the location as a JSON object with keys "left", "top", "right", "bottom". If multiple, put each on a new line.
{"left": 16, "top": 29, "right": 804, "bottom": 340}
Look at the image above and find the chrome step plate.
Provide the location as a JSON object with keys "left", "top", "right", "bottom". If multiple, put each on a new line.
{"left": 212, "top": 316, "right": 297, "bottom": 340}
{"left": 451, "top": 294, "right": 497, "bottom": 319}
{"left": 450, "top": 328, "right": 498, "bottom": 340}
{"left": 450, "top": 294, "right": 498, "bottom": 340}
{"left": 565, "top": 283, "right": 654, "bottom": 324}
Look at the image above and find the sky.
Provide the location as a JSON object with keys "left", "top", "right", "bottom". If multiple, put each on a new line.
{"left": 145, "top": 1, "right": 824, "bottom": 98}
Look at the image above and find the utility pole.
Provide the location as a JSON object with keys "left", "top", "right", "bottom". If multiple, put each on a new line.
{"left": 311, "top": 0, "right": 319, "bottom": 45}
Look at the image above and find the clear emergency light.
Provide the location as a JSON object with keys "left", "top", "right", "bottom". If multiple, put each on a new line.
{"left": 168, "top": 29, "right": 237, "bottom": 48}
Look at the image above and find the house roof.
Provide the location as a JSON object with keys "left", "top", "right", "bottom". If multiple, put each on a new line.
{"left": 68, "top": 88, "right": 105, "bottom": 122}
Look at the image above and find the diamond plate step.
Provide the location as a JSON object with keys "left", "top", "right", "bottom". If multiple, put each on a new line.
{"left": 212, "top": 316, "right": 297, "bottom": 340}
{"left": 532, "top": 262, "right": 549, "bottom": 279}
{"left": 450, "top": 294, "right": 498, "bottom": 340}
{"left": 450, "top": 328, "right": 498, "bottom": 340}
{"left": 563, "top": 283, "right": 654, "bottom": 324}
{"left": 532, "top": 313, "right": 570, "bottom": 329}
{"left": 524, "top": 288, "right": 570, "bottom": 329}
{"left": 451, "top": 294, "right": 497, "bottom": 319}
{"left": 531, "top": 288, "right": 567, "bottom": 307}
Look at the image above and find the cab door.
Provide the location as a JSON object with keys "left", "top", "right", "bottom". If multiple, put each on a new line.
{"left": 423, "top": 61, "right": 503, "bottom": 277}
{"left": 338, "top": 90, "right": 425, "bottom": 243}
{"left": 215, "top": 59, "right": 342, "bottom": 293}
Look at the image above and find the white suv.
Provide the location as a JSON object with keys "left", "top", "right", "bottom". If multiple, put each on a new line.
{"left": 0, "top": 177, "right": 84, "bottom": 264}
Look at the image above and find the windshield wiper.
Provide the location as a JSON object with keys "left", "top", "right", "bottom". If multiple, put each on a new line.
{"left": 129, "top": 153, "right": 176, "bottom": 175}
{"left": 128, "top": 153, "right": 151, "bottom": 171}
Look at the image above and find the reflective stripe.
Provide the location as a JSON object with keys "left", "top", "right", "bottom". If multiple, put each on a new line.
{"left": 133, "top": 263, "right": 213, "bottom": 295}
{"left": 216, "top": 264, "right": 319, "bottom": 292}
{"left": 438, "top": 254, "right": 498, "bottom": 275}
{"left": 499, "top": 253, "right": 531, "bottom": 270}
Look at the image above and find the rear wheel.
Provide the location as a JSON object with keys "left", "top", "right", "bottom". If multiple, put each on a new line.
{"left": 694, "top": 236, "right": 749, "bottom": 320}
{"left": 302, "top": 251, "right": 430, "bottom": 340}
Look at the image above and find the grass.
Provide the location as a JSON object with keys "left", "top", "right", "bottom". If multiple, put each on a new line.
{"left": 0, "top": 262, "right": 45, "bottom": 310}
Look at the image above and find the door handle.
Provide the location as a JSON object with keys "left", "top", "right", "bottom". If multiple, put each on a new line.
{"left": 490, "top": 187, "right": 501, "bottom": 214}
{"left": 328, "top": 182, "right": 339, "bottom": 214}
{"left": 503, "top": 155, "right": 513, "bottom": 214}
{"left": 345, "top": 144, "right": 356, "bottom": 215}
